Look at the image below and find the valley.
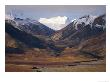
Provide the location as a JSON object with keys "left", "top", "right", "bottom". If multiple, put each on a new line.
{"left": 6, "top": 47, "right": 106, "bottom": 72}
{"left": 5, "top": 14, "right": 106, "bottom": 72}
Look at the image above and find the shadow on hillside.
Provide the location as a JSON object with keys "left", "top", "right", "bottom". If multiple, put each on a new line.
{"left": 5, "top": 47, "right": 24, "bottom": 54}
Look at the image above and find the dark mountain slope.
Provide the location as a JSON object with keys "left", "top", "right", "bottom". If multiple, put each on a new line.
{"left": 5, "top": 22, "right": 46, "bottom": 49}
{"left": 78, "top": 32, "right": 106, "bottom": 59}
{"left": 5, "top": 32, "right": 25, "bottom": 54}
{"left": 5, "top": 22, "right": 64, "bottom": 56}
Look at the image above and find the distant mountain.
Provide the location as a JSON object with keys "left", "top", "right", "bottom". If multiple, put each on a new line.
{"left": 5, "top": 18, "right": 55, "bottom": 36}
{"left": 52, "top": 14, "right": 106, "bottom": 46}
{"left": 39, "top": 16, "right": 69, "bottom": 30}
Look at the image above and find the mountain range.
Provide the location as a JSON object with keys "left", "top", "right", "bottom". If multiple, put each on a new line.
{"left": 5, "top": 17, "right": 55, "bottom": 36}
{"left": 5, "top": 14, "right": 106, "bottom": 58}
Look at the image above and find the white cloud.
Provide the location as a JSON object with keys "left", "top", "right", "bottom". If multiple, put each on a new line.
{"left": 39, "top": 16, "right": 68, "bottom": 30}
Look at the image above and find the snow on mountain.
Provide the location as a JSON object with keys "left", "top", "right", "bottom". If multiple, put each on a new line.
{"left": 5, "top": 16, "right": 55, "bottom": 36}
{"left": 5, "top": 14, "right": 14, "bottom": 20}
{"left": 14, "top": 18, "right": 40, "bottom": 27}
{"left": 73, "top": 15, "right": 97, "bottom": 30}
{"left": 39, "top": 16, "right": 69, "bottom": 30}
{"left": 52, "top": 14, "right": 106, "bottom": 41}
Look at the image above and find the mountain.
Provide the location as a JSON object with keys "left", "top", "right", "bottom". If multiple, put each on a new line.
{"left": 5, "top": 21, "right": 63, "bottom": 55}
{"left": 78, "top": 32, "right": 106, "bottom": 59}
{"left": 38, "top": 16, "right": 69, "bottom": 30}
{"left": 5, "top": 32, "right": 26, "bottom": 54}
{"left": 51, "top": 14, "right": 106, "bottom": 58}
{"left": 5, "top": 17, "right": 55, "bottom": 36}
{"left": 5, "top": 14, "right": 106, "bottom": 58}
{"left": 52, "top": 14, "right": 105, "bottom": 46}
{"left": 5, "top": 22, "right": 47, "bottom": 49}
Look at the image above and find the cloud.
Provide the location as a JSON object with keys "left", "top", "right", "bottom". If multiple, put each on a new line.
{"left": 39, "top": 16, "right": 68, "bottom": 30}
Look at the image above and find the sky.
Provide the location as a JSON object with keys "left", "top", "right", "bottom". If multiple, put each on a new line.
{"left": 5, "top": 5, "right": 106, "bottom": 30}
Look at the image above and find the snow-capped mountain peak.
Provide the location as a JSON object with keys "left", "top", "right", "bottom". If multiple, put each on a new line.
{"left": 73, "top": 15, "right": 97, "bottom": 30}
{"left": 14, "top": 17, "right": 39, "bottom": 26}
{"left": 5, "top": 16, "right": 55, "bottom": 36}
{"left": 39, "top": 16, "right": 69, "bottom": 30}
{"left": 5, "top": 14, "right": 14, "bottom": 20}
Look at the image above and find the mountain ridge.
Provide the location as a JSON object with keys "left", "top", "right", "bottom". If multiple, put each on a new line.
{"left": 5, "top": 17, "right": 55, "bottom": 36}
